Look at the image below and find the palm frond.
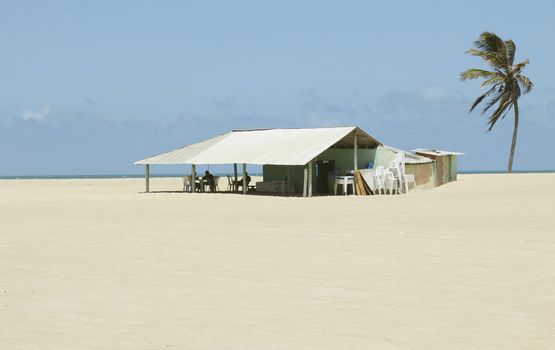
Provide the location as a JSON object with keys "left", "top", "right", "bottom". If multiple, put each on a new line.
{"left": 486, "top": 96, "right": 513, "bottom": 131}
{"left": 500, "top": 105, "right": 513, "bottom": 120}
{"left": 460, "top": 68, "right": 496, "bottom": 81}
{"left": 512, "top": 59, "right": 530, "bottom": 74}
{"left": 474, "top": 32, "right": 509, "bottom": 69}
{"left": 480, "top": 76, "right": 504, "bottom": 88}
{"left": 469, "top": 86, "right": 497, "bottom": 112}
{"left": 482, "top": 91, "right": 503, "bottom": 114}
{"left": 474, "top": 32, "right": 504, "bottom": 53}
{"left": 516, "top": 74, "right": 534, "bottom": 94}
{"left": 504, "top": 40, "right": 516, "bottom": 65}
{"left": 466, "top": 49, "right": 507, "bottom": 69}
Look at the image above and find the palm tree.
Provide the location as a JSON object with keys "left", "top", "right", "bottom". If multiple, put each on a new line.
{"left": 461, "top": 32, "right": 533, "bottom": 172}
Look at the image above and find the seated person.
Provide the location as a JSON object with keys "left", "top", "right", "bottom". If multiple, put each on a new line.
{"left": 236, "top": 172, "right": 252, "bottom": 188}
{"left": 202, "top": 170, "right": 216, "bottom": 192}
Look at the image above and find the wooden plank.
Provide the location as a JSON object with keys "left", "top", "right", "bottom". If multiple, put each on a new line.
{"left": 362, "top": 172, "right": 372, "bottom": 195}
{"left": 354, "top": 171, "right": 361, "bottom": 195}
{"left": 355, "top": 171, "right": 366, "bottom": 195}
{"left": 356, "top": 170, "right": 370, "bottom": 195}
{"left": 360, "top": 173, "right": 366, "bottom": 195}
{"left": 360, "top": 171, "right": 370, "bottom": 194}
{"left": 361, "top": 170, "right": 372, "bottom": 194}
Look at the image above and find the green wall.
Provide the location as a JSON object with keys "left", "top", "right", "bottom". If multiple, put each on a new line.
{"left": 317, "top": 148, "right": 376, "bottom": 174}
{"left": 263, "top": 147, "right": 377, "bottom": 194}
{"left": 262, "top": 165, "right": 305, "bottom": 192}
{"left": 449, "top": 155, "right": 458, "bottom": 181}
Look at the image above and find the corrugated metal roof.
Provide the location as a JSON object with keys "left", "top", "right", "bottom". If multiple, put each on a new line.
{"left": 135, "top": 126, "right": 382, "bottom": 166}
{"left": 413, "top": 149, "right": 465, "bottom": 156}
{"left": 135, "top": 132, "right": 230, "bottom": 165}
{"left": 383, "top": 145, "right": 434, "bottom": 164}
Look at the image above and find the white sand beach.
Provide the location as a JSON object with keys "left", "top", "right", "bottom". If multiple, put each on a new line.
{"left": 1, "top": 173, "right": 554, "bottom": 349}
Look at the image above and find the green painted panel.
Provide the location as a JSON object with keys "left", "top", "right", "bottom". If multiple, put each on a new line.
{"left": 263, "top": 164, "right": 305, "bottom": 193}
{"left": 317, "top": 148, "right": 376, "bottom": 173}
{"left": 449, "top": 155, "right": 458, "bottom": 181}
{"left": 262, "top": 147, "right": 378, "bottom": 194}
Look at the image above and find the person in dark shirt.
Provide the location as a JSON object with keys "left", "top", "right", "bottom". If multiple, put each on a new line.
{"left": 203, "top": 170, "right": 216, "bottom": 192}
{"left": 235, "top": 172, "right": 251, "bottom": 191}
{"left": 239, "top": 172, "right": 251, "bottom": 185}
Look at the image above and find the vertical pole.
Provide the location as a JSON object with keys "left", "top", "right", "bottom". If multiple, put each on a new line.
{"left": 286, "top": 165, "right": 291, "bottom": 193}
{"left": 233, "top": 163, "right": 238, "bottom": 192}
{"left": 145, "top": 164, "right": 150, "bottom": 193}
{"left": 242, "top": 163, "right": 247, "bottom": 195}
{"left": 353, "top": 132, "right": 358, "bottom": 172}
{"left": 452, "top": 155, "right": 458, "bottom": 181}
{"left": 353, "top": 131, "right": 358, "bottom": 195}
{"left": 191, "top": 164, "right": 196, "bottom": 193}
{"left": 303, "top": 166, "right": 308, "bottom": 197}
{"left": 308, "top": 160, "right": 313, "bottom": 197}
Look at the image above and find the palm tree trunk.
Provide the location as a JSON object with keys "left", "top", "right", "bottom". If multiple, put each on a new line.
{"left": 507, "top": 100, "right": 519, "bottom": 172}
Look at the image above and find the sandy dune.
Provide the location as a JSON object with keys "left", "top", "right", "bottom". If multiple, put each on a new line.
{"left": 1, "top": 174, "right": 554, "bottom": 349}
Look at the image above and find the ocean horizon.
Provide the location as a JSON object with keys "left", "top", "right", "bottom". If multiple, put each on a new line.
{"left": 1, "top": 170, "right": 554, "bottom": 180}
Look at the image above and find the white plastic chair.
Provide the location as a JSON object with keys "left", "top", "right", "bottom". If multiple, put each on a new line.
{"left": 394, "top": 153, "right": 417, "bottom": 193}
{"left": 385, "top": 168, "right": 400, "bottom": 194}
{"left": 373, "top": 166, "right": 385, "bottom": 195}
{"left": 334, "top": 176, "right": 355, "bottom": 195}
{"left": 388, "top": 153, "right": 412, "bottom": 194}
{"left": 395, "top": 153, "right": 406, "bottom": 193}
{"left": 398, "top": 154, "right": 415, "bottom": 192}
{"left": 405, "top": 174, "right": 416, "bottom": 192}
{"left": 226, "top": 175, "right": 234, "bottom": 191}
{"left": 183, "top": 176, "right": 193, "bottom": 192}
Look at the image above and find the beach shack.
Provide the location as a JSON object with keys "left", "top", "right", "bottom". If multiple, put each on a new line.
{"left": 260, "top": 129, "right": 383, "bottom": 194}
{"left": 135, "top": 126, "right": 462, "bottom": 196}
{"left": 136, "top": 126, "right": 380, "bottom": 196}
{"left": 413, "top": 149, "right": 465, "bottom": 186}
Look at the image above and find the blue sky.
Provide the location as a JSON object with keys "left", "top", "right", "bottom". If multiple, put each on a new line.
{"left": 1, "top": 0, "right": 554, "bottom": 175}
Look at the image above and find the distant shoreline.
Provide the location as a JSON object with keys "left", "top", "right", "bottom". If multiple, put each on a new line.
{"left": 0, "top": 170, "right": 554, "bottom": 180}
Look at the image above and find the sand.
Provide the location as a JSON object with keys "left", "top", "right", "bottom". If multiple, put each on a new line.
{"left": 1, "top": 174, "right": 554, "bottom": 349}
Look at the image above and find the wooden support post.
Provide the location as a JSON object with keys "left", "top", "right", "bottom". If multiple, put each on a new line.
{"left": 286, "top": 165, "right": 291, "bottom": 193}
{"left": 353, "top": 131, "right": 358, "bottom": 195}
{"left": 308, "top": 160, "right": 313, "bottom": 197}
{"left": 233, "top": 163, "right": 238, "bottom": 192}
{"left": 242, "top": 163, "right": 247, "bottom": 195}
{"left": 303, "top": 166, "right": 308, "bottom": 197}
{"left": 145, "top": 164, "right": 150, "bottom": 193}
{"left": 353, "top": 132, "right": 358, "bottom": 172}
{"left": 191, "top": 164, "right": 196, "bottom": 193}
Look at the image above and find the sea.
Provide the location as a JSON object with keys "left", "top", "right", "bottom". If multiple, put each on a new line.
{"left": 0, "top": 170, "right": 554, "bottom": 180}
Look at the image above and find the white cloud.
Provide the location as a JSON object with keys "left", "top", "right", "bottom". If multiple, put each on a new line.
{"left": 378, "top": 84, "right": 469, "bottom": 117}
{"left": 21, "top": 105, "right": 51, "bottom": 121}
{"left": 419, "top": 84, "right": 452, "bottom": 101}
